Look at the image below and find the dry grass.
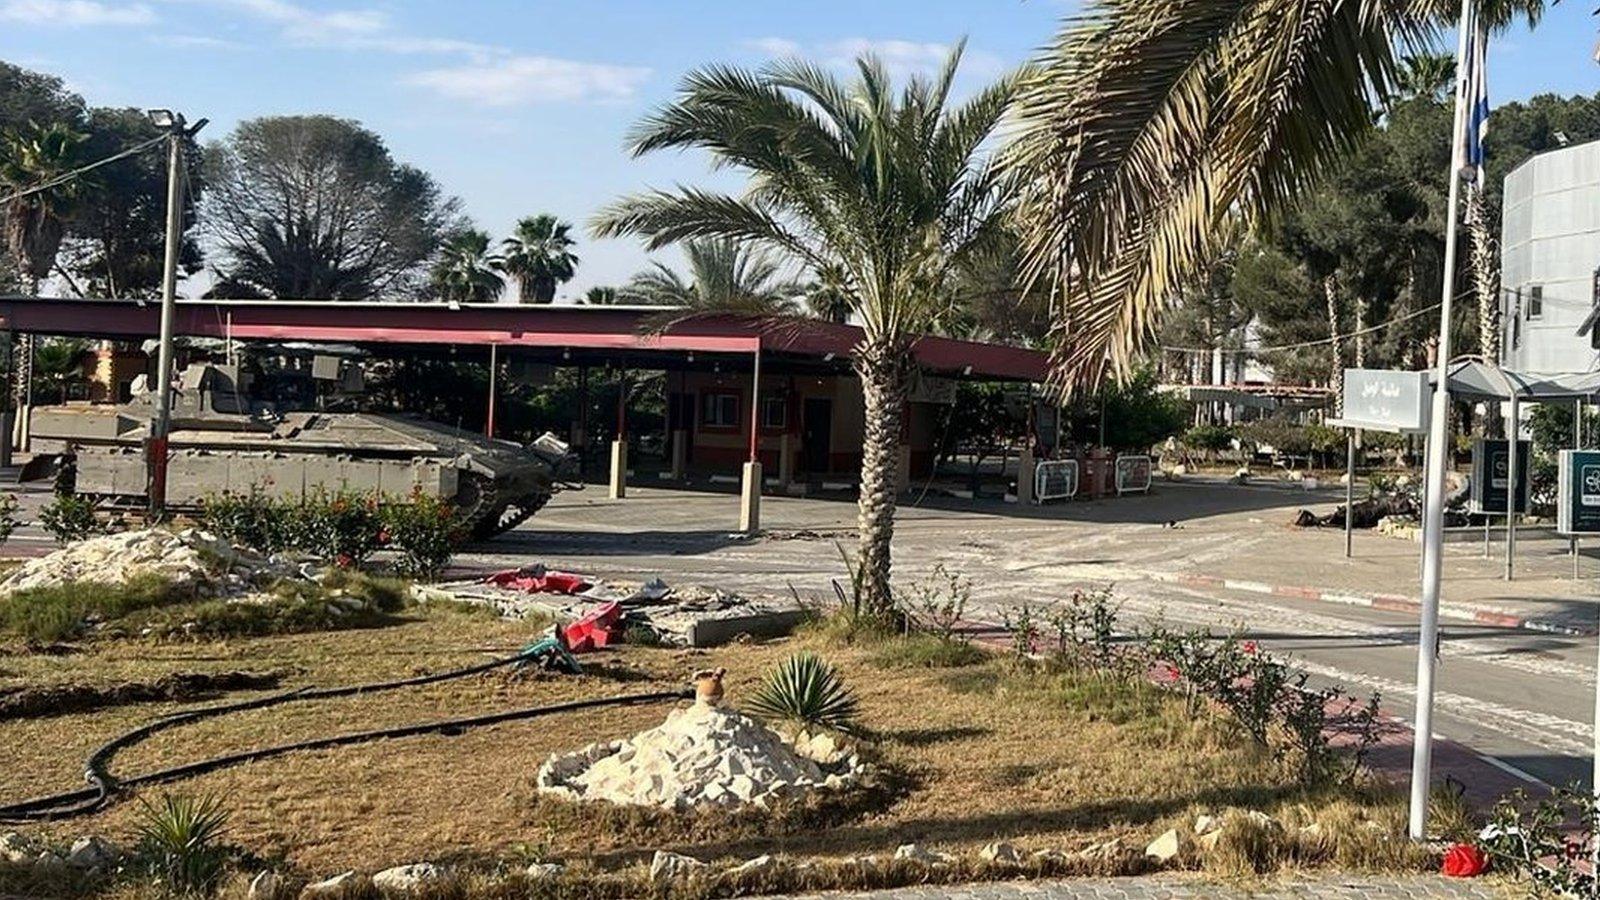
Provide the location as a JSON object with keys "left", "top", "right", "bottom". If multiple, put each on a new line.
{"left": 0, "top": 606, "right": 1432, "bottom": 897}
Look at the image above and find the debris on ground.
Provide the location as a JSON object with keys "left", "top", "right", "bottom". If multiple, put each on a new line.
{"left": 536, "top": 698, "right": 867, "bottom": 810}
{"left": 426, "top": 571, "right": 810, "bottom": 648}
{"left": 0, "top": 670, "right": 288, "bottom": 720}
{"left": 0, "top": 528, "right": 296, "bottom": 598}
{"left": 484, "top": 564, "right": 591, "bottom": 595}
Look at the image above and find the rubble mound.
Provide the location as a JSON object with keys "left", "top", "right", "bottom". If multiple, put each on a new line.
{"left": 537, "top": 702, "right": 865, "bottom": 809}
{"left": 0, "top": 528, "right": 293, "bottom": 597}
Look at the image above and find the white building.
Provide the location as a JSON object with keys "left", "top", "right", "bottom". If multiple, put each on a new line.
{"left": 1500, "top": 138, "right": 1600, "bottom": 374}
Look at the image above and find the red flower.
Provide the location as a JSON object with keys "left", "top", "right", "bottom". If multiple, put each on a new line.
{"left": 335, "top": 553, "right": 354, "bottom": 569}
{"left": 1441, "top": 843, "right": 1488, "bottom": 878}
{"left": 376, "top": 528, "right": 391, "bottom": 546}
{"left": 1242, "top": 640, "right": 1258, "bottom": 655}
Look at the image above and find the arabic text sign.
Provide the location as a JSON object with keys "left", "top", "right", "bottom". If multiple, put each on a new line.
{"left": 1341, "top": 369, "right": 1430, "bottom": 432}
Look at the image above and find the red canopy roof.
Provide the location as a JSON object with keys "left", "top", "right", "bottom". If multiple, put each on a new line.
{"left": 0, "top": 298, "right": 1049, "bottom": 382}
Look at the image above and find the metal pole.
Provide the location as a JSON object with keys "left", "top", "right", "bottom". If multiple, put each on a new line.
{"left": 1409, "top": 0, "right": 1475, "bottom": 842}
{"left": 748, "top": 348, "right": 762, "bottom": 462}
{"left": 146, "top": 127, "right": 185, "bottom": 522}
{"left": 0, "top": 330, "right": 11, "bottom": 470}
{"left": 485, "top": 343, "right": 498, "bottom": 438}
{"left": 1506, "top": 392, "right": 1519, "bottom": 581}
{"left": 1346, "top": 431, "right": 1355, "bottom": 558}
{"left": 1576, "top": 399, "right": 1582, "bottom": 577}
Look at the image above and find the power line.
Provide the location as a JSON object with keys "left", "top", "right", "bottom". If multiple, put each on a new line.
{"left": 0, "top": 133, "right": 166, "bottom": 207}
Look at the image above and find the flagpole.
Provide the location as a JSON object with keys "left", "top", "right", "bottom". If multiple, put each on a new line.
{"left": 1409, "top": 0, "right": 1477, "bottom": 842}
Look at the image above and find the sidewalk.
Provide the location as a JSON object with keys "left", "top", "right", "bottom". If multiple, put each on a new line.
{"left": 1148, "top": 489, "right": 1600, "bottom": 636}
{"left": 771, "top": 874, "right": 1508, "bottom": 899}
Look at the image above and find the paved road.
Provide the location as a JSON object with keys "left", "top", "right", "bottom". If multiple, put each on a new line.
{"left": 768, "top": 875, "right": 1508, "bottom": 899}
{"left": 768, "top": 877, "right": 1504, "bottom": 896}
{"left": 459, "top": 480, "right": 1600, "bottom": 794}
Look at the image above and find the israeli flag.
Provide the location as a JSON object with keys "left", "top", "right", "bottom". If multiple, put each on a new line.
{"left": 1460, "top": 10, "right": 1489, "bottom": 185}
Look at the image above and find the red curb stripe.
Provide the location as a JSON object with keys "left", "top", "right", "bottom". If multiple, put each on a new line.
{"left": 1272, "top": 585, "right": 1322, "bottom": 601}
{"left": 1370, "top": 596, "right": 1421, "bottom": 614}
{"left": 1473, "top": 611, "right": 1525, "bottom": 629}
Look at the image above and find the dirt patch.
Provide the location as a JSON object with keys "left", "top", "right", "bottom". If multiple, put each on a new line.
{"left": 0, "top": 670, "right": 288, "bottom": 720}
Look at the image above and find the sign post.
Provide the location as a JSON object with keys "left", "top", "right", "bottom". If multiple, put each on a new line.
{"left": 1330, "top": 369, "right": 1433, "bottom": 561}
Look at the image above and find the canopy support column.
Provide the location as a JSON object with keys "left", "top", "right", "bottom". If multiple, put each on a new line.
{"left": 740, "top": 346, "right": 762, "bottom": 534}
{"left": 1345, "top": 431, "right": 1355, "bottom": 558}
{"left": 485, "top": 343, "right": 498, "bottom": 438}
{"left": 610, "top": 369, "right": 628, "bottom": 500}
{"left": 1506, "top": 391, "right": 1520, "bottom": 581}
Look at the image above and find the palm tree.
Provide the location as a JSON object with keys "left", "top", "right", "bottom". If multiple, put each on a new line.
{"left": 594, "top": 45, "right": 1017, "bottom": 614}
{"left": 620, "top": 237, "right": 802, "bottom": 310}
{"left": 582, "top": 286, "right": 619, "bottom": 305}
{"left": 1397, "top": 53, "right": 1457, "bottom": 104}
{"left": 1, "top": 121, "right": 90, "bottom": 296}
{"left": 501, "top": 214, "right": 578, "bottom": 303}
{"left": 1004, "top": 0, "right": 1543, "bottom": 392}
{"left": 428, "top": 228, "right": 504, "bottom": 303}
{"left": 802, "top": 262, "right": 854, "bottom": 323}
{"left": 32, "top": 338, "right": 85, "bottom": 402}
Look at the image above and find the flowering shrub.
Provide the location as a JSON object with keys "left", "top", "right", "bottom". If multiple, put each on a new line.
{"left": 200, "top": 487, "right": 292, "bottom": 553}
{"left": 379, "top": 490, "right": 462, "bottom": 580}
{"left": 0, "top": 493, "right": 17, "bottom": 545}
{"left": 296, "top": 490, "right": 383, "bottom": 568}
{"left": 1479, "top": 787, "right": 1598, "bottom": 894}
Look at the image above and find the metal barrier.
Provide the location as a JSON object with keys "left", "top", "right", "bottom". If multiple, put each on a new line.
{"left": 1034, "top": 459, "right": 1079, "bottom": 503}
{"left": 1114, "top": 454, "right": 1152, "bottom": 495}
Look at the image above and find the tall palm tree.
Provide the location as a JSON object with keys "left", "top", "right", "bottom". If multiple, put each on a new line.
{"left": 1397, "top": 52, "right": 1457, "bottom": 103}
{"left": 501, "top": 214, "right": 578, "bottom": 303}
{"left": 620, "top": 237, "right": 802, "bottom": 310}
{"left": 1, "top": 121, "right": 90, "bottom": 295}
{"left": 594, "top": 45, "right": 1017, "bottom": 614}
{"left": 1004, "top": 0, "right": 1543, "bottom": 393}
{"left": 582, "top": 286, "right": 619, "bottom": 305}
{"left": 428, "top": 228, "right": 504, "bottom": 303}
{"left": 2, "top": 121, "right": 91, "bottom": 443}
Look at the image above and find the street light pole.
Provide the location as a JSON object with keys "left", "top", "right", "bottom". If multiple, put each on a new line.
{"left": 146, "top": 110, "right": 205, "bottom": 521}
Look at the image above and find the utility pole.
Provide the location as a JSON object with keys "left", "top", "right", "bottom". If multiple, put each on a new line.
{"left": 145, "top": 110, "right": 206, "bottom": 521}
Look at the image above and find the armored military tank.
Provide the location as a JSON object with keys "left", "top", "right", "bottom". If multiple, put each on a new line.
{"left": 27, "top": 363, "right": 580, "bottom": 539}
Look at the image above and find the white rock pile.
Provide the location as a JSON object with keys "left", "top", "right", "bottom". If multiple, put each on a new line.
{"left": 0, "top": 528, "right": 293, "bottom": 598}
{"left": 537, "top": 702, "right": 865, "bottom": 810}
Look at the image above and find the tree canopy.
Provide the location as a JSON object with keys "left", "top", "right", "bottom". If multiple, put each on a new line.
{"left": 202, "top": 115, "right": 460, "bottom": 300}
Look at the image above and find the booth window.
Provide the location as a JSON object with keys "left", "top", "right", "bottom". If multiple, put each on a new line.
{"left": 1527, "top": 285, "right": 1543, "bottom": 320}
{"left": 701, "top": 392, "right": 739, "bottom": 428}
{"left": 761, "top": 395, "right": 787, "bottom": 429}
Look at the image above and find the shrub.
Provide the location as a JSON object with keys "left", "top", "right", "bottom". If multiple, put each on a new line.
{"left": 1043, "top": 588, "right": 1121, "bottom": 670}
{"left": 200, "top": 487, "right": 291, "bottom": 553}
{"left": 135, "top": 792, "right": 230, "bottom": 895}
{"left": 897, "top": 563, "right": 970, "bottom": 642}
{"left": 746, "top": 652, "right": 862, "bottom": 735}
{"left": 868, "top": 632, "right": 988, "bottom": 669}
{"left": 1001, "top": 602, "right": 1040, "bottom": 658}
{"left": 38, "top": 494, "right": 105, "bottom": 544}
{"left": 295, "top": 490, "right": 382, "bottom": 568}
{"left": 380, "top": 490, "right": 463, "bottom": 580}
{"left": 1479, "top": 787, "right": 1598, "bottom": 897}
{"left": 0, "top": 493, "right": 17, "bottom": 546}
{"left": 0, "top": 574, "right": 192, "bottom": 642}
{"left": 1183, "top": 424, "right": 1235, "bottom": 457}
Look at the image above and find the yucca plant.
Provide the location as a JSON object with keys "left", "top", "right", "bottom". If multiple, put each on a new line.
{"left": 135, "top": 792, "right": 231, "bottom": 894}
{"left": 746, "top": 652, "right": 862, "bottom": 735}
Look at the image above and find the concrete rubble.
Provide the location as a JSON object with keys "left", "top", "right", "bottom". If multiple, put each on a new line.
{"left": 0, "top": 528, "right": 296, "bottom": 598}
{"left": 427, "top": 573, "right": 809, "bottom": 647}
{"left": 537, "top": 701, "right": 867, "bottom": 810}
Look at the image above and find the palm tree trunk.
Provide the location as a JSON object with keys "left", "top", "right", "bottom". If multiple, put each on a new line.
{"left": 1468, "top": 190, "right": 1501, "bottom": 364}
{"left": 1324, "top": 274, "right": 1344, "bottom": 417}
{"left": 854, "top": 337, "right": 910, "bottom": 617}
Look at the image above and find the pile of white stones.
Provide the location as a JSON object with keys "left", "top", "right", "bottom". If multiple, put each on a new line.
{"left": 0, "top": 528, "right": 294, "bottom": 598}
{"left": 537, "top": 702, "right": 865, "bottom": 810}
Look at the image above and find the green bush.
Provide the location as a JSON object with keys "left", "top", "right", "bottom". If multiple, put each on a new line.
{"left": 200, "top": 487, "right": 292, "bottom": 553}
{"left": 868, "top": 633, "right": 988, "bottom": 669}
{"left": 746, "top": 652, "right": 862, "bottom": 735}
{"left": 380, "top": 490, "right": 463, "bottom": 580}
{"left": 0, "top": 574, "right": 193, "bottom": 642}
{"left": 0, "top": 493, "right": 17, "bottom": 546}
{"left": 38, "top": 494, "right": 105, "bottom": 545}
{"left": 136, "top": 571, "right": 407, "bottom": 640}
{"left": 295, "top": 490, "right": 383, "bottom": 568}
{"left": 1184, "top": 424, "right": 1235, "bottom": 455}
{"left": 135, "top": 792, "right": 230, "bottom": 895}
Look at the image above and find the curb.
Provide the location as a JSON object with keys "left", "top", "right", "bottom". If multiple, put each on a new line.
{"left": 1151, "top": 572, "right": 1596, "bottom": 637}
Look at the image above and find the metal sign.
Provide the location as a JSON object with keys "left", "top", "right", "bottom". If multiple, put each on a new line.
{"left": 1340, "top": 369, "right": 1431, "bottom": 433}
{"left": 1469, "top": 438, "right": 1531, "bottom": 514}
{"left": 1034, "top": 459, "right": 1078, "bottom": 503}
{"left": 1558, "top": 450, "right": 1600, "bottom": 534}
{"left": 1114, "top": 455, "right": 1151, "bottom": 495}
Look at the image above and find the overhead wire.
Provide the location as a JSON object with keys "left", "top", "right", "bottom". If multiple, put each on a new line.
{"left": 0, "top": 133, "right": 166, "bottom": 207}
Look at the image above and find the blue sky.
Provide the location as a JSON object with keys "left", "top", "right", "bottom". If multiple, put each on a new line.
{"left": 3, "top": 0, "right": 1598, "bottom": 299}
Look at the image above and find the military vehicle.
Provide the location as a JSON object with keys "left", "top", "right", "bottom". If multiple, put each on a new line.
{"left": 27, "top": 362, "right": 580, "bottom": 539}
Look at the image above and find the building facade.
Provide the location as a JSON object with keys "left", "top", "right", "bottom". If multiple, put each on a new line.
{"left": 1501, "top": 138, "right": 1600, "bottom": 374}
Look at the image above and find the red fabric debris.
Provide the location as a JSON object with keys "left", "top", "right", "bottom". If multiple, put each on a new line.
{"left": 564, "top": 601, "right": 623, "bottom": 652}
{"left": 1441, "top": 843, "right": 1489, "bottom": 878}
{"left": 484, "top": 568, "right": 591, "bottom": 595}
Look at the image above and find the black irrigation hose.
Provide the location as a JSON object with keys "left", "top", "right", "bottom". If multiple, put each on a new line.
{"left": 0, "top": 645, "right": 691, "bottom": 823}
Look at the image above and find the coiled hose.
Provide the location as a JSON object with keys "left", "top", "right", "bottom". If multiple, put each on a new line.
{"left": 0, "top": 649, "right": 690, "bottom": 823}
